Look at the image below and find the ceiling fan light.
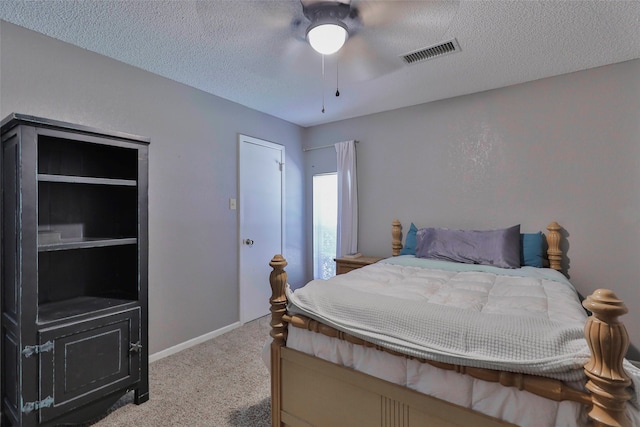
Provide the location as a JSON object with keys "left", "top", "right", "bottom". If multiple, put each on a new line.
{"left": 307, "top": 23, "right": 348, "bottom": 55}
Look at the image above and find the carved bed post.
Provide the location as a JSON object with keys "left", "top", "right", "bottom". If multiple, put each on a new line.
{"left": 269, "top": 255, "right": 288, "bottom": 427}
{"left": 582, "top": 289, "right": 632, "bottom": 427}
{"left": 392, "top": 219, "right": 403, "bottom": 256}
{"left": 546, "top": 221, "right": 562, "bottom": 271}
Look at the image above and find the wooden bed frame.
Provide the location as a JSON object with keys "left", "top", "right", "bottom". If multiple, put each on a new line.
{"left": 268, "top": 221, "right": 633, "bottom": 427}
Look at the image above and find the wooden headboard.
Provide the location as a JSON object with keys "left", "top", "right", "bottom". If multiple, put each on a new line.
{"left": 391, "top": 220, "right": 563, "bottom": 271}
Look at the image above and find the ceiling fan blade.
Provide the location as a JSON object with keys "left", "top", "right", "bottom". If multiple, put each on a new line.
{"left": 194, "top": 1, "right": 306, "bottom": 45}
{"left": 332, "top": 0, "right": 460, "bottom": 80}
{"left": 193, "top": 1, "right": 314, "bottom": 76}
{"left": 262, "top": 38, "right": 319, "bottom": 77}
{"left": 337, "top": 33, "right": 403, "bottom": 82}
{"left": 354, "top": 0, "right": 459, "bottom": 33}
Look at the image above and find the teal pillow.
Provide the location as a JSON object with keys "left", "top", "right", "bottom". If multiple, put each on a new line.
{"left": 520, "top": 232, "right": 544, "bottom": 268}
{"left": 399, "top": 223, "right": 418, "bottom": 256}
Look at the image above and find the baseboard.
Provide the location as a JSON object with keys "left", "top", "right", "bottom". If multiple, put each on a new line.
{"left": 149, "top": 321, "right": 241, "bottom": 363}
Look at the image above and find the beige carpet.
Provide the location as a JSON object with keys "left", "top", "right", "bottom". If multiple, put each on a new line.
{"left": 86, "top": 316, "right": 271, "bottom": 427}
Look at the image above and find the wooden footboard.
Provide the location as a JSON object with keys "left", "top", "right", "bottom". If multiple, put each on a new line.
{"left": 269, "top": 221, "right": 633, "bottom": 427}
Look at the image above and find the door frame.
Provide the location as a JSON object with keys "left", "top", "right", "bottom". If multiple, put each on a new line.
{"left": 238, "top": 134, "right": 285, "bottom": 324}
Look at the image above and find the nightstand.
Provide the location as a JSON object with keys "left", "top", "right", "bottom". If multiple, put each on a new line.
{"left": 334, "top": 256, "right": 384, "bottom": 275}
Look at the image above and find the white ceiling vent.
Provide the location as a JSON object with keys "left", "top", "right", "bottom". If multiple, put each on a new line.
{"left": 401, "top": 39, "right": 460, "bottom": 65}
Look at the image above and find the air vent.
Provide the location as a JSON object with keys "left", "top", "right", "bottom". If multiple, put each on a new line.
{"left": 401, "top": 39, "right": 460, "bottom": 65}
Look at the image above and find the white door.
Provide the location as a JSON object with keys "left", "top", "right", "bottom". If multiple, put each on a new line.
{"left": 239, "top": 135, "right": 284, "bottom": 324}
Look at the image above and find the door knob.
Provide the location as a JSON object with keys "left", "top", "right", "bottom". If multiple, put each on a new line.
{"left": 244, "top": 239, "right": 254, "bottom": 247}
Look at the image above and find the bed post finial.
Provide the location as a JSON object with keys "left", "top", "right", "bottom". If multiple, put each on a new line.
{"left": 546, "top": 221, "right": 562, "bottom": 271}
{"left": 269, "top": 254, "right": 288, "bottom": 427}
{"left": 582, "top": 289, "right": 632, "bottom": 427}
{"left": 269, "top": 254, "right": 288, "bottom": 345}
{"left": 392, "top": 219, "right": 403, "bottom": 256}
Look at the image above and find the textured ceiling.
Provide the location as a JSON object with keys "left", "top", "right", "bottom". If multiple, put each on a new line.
{"left": 1, "top": 1, "right": 639, "bottom": 127}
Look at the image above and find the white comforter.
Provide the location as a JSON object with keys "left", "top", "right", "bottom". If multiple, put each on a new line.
{"left": 281, "top": 256, "right": 640, "bottom": 426}
{"left": 289, "top": 256, "right": 590, "bottom": 381}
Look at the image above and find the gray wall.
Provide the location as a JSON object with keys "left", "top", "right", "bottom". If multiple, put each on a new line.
{"left": 304, "top": 59, "right": 640, "bottom": 360}
{"left": 0, "top": 21, "right": 306, "bottom": 354}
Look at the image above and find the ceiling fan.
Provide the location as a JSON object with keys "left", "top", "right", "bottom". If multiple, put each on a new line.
{"left": 194, "top": 1, "right": 459, "bottom": 84}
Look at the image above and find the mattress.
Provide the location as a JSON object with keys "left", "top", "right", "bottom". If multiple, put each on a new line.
{"left": 286, "top": 326, "right": 587, "bottom": 427}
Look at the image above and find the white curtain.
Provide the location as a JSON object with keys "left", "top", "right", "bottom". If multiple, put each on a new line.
{"left": 335, "top": 140, "right": 358, "bottom": 256}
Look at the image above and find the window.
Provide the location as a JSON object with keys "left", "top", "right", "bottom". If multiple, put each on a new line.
{"left": 313, "top": 173, "right": 337, "bottom": 279}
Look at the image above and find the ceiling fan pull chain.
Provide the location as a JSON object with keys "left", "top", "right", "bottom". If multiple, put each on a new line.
{"left": 336, "top": 56, "right": 340, "bottom": 97}
{"left": 321, "top": 54, "right": 326, "bottom": 113}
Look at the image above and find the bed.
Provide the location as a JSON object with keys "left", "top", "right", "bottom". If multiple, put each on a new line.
{"left": 266, "top": 221, "right": 639, "bottom": 427}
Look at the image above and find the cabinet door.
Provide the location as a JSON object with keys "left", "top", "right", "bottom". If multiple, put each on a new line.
{"left": 36, "top": 308, "right": 141, "bottom": 424}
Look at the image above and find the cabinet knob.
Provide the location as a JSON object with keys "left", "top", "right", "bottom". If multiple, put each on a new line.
{"left": 129, "top": 341, "right": 143, "bottom": 353}
{"left": 244, "top": 239, "right": 254, "bottom": 247}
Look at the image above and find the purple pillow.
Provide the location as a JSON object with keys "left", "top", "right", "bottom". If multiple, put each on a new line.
{"left": 416, "top": 225, "right": 521, "bottom": 269}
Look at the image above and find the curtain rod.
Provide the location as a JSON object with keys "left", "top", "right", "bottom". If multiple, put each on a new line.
{"left": 303, "top": 141, "right": 359, "bottom": 152}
